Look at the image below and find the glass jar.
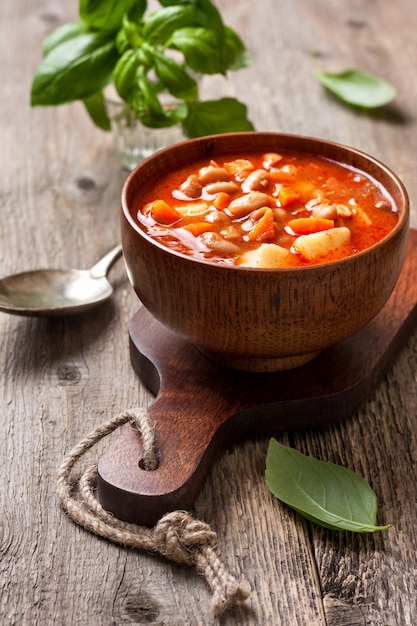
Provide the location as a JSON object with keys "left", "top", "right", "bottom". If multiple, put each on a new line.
{"left": 106, "top": 99, "right": 185, "bottom": 171}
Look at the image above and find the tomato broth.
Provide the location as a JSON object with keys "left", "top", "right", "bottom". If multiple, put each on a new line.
{"left": 133, "top": 150, "right": 399, "bottom": 268}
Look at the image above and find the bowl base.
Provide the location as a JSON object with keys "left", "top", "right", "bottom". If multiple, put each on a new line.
{"left": 197, "top": 347, "right": 321, "bottom": 372}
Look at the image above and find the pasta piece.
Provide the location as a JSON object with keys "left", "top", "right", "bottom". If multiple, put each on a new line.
{"left": 175, "top": 202, "right": 209, "bottom": 217}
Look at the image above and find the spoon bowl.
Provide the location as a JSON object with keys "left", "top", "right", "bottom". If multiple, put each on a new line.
{"left": 0, "top": 245, "right": 123, "bottom": 317}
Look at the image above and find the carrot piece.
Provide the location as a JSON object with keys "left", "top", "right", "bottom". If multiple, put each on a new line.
{"left": 287, "top": 217, "right": 334, "bottom": 235}
{"left": 247, "top": 208, "right": 276, "bottom": 242}
{"left": 224, "top": 159, "right": 254, "bottom": 177}
{"left": 277, "top": 185, "right": 301, "bottom": 207}
{"left": 182, "top": 222, "right": 213, "bottom": 236}
{"left": 149, "top": 199, "right": 180, "bottom": 224}
{"left": 214, "top": 192, "right": 231, "bottom": 210}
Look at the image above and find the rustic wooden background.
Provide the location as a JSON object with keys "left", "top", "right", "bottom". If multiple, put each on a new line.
{"left": 1, "top": 0, "right": 417, "bottom": 624}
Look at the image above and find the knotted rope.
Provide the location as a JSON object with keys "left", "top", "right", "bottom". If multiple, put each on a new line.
{"left": 56, "top": 408, "right": 250, "bottom": 616}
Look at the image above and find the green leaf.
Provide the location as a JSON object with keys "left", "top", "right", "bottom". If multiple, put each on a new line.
{"left": 143, "top": 6, "right": 195, "bottom": 45}
{"left": 314, "top": 66, "right": 397, "bottom": 109}
{"left": 265, "top": 439, "right": 390, "bottom": 532}
{"left": 83, "top": 91, "right": 111, "bottom": 131}
{"left": 183, "top": 97, "right": 254, "bottom": 138}
{"left": 170, "top": 27, "right": 223, "bottom": 74}
{"left": 127, "top": 0, "right": 147, "bottom": 22}
{"left": 113, "top": 49, "right": 141, "bottom": 101}
{"left": 194, "top": 0, "right": 228, "bottom": 67}
{"left": 224, "top": 26, "right": 250, "bottom": 71}
{"left": 42, "top": 22, "right": 87, "bottom": 57}
{"left": 153, "top": 51, "right": 198, "bottom": 100}
{"left": 193, "top": 0, "right": 225, "bottom": 43}
{"left": 79, "top": 0, "right": 139, "bottom": 31}
{"left": 171, "top": 25, "right": 249, "bottom": 75}
{"left": 31, "top": 32, "right": 118, "bottom": 105}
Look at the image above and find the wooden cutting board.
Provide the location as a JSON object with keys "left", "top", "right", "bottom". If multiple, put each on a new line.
{"left": 97, "top": 229, "right": 417, "bottom": 527}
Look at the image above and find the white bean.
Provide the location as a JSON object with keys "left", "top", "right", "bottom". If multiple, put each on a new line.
{"left": 241, "top": 169, "right": 269, "bottom": 192}
{"left": 198, "top": 166, "right": 230, "bottom": 185}
{"left": 200, "top": 232, "right": 240, "bottom": 256}
{"left": 262, "top": 152, "right": 283, "bottom": 169}
{"left": 311, "top": 203, "right": 339, "bottom": 220}
{"left": 220, "top": 226, "right": 241, "bottom": 241}
{"left": 208, "top": 210, "right": 229, "bottom": 226}
{"left": 204, "top": 181, "right": 240, "bottom": 195}
{"left": 375, "top": 199, "right": 392, "bottom": 211}
{"left": 336, "top": 204, "right": 353, "bottom": 218}
{"left": 179, "top": 174, "right": 202, "bottom": 198}
{"left": 227, "top": 191, "right": 271, "bottom": 217}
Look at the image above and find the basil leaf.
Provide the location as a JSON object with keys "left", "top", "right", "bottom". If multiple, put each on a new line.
{"left": 170, "top": 27, "right": 223, "bottom": 74}
{"left": 194, "top": 0, "right": 225, "bottom": 43}
{"left": 127, "top": 0, "right": 147, "bottom": 22}
{"left": 153, "top": 51, "right": 198, "bottom": 100}
{"left": 158, "top": 0, "right": 224, "bottom": 30}
{"left": 171, "top": 25, "right": 249, "bottom": 74}
{"left": 31, "top": 32, "right": 118, "bottom": 105}
{"left": 79, "top": 0, "right": 138, "bottom": 31}
{"left": 183, "top": 97, "right": 254, "bottom": 137}
{"left": 42, "top": 22, "right": 87, "bottom": 57}
{"left": 113, "top": 49, "right": 140, "bottom": 101}
{"left": 83, "top": 91, "right": 111, "bottom": 131}
{"left": 143, "top": 6, "right": 195, "bottom": 45}
{"left": 224, "top": 26, "right": 250, "bottom": 71}
{"left": 265, "top": 439, "right": 390, "bottom": 533}
{"left": 314, "top": 66, "right": 397, "bottom": 109}
{"left": 194, "top": 0, "right": 227, "bottom": 67}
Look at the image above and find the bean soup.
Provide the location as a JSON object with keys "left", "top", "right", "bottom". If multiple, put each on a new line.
{"left": 134, "top": 150, "right": 398, "bottom": 267}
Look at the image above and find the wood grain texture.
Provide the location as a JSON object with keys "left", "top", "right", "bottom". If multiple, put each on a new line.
{"left": 1, "top": 0, "right": 417, "bottom": 624}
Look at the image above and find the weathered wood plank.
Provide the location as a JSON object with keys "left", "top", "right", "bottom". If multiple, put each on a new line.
{"left": 1, "top": 0, "right": 417, "bottom": 624}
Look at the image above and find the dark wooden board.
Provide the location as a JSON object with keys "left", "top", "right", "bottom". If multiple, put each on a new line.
{"left": 97, "top": 229, "right": 417, "bottom": 527}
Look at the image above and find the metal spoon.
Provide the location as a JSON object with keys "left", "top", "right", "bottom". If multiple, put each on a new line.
{"left": 0, "top": 244, "right": 123, "bottom": 317}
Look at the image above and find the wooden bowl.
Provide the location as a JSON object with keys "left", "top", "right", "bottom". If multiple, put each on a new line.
{"left": 121, "top": 132, "right": 409, "bottom": 372}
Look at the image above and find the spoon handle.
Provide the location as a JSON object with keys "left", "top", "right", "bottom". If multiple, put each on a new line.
{"left": 89, "top": 245, "right": 123, "bottom": 278}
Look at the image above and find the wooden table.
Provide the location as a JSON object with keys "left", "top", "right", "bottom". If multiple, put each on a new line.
{"left": 1, "top": 0, "right": 417, "bottom": 624}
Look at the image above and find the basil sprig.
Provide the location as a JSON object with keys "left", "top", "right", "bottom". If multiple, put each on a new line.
{"left": 265, "top": 439, "right": 390, "bottom": 533}
{"left": 31, "top": 0, "right": 253, "bottom": 137}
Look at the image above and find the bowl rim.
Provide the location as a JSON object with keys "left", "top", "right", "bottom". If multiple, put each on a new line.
{"left": 121, "top": 131, "right": 409, "bottom": 273}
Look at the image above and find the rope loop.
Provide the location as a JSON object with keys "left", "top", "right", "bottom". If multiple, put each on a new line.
{"left": 56, "top": 407, "right": 250, "bottom": 617}
{"left": 125, "top": 407, "right": 159, "bottom": 470}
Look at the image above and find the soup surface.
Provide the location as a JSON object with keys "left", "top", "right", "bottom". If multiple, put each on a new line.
{"left": 134, "top": 150, "right": 399, "bottom": 267}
